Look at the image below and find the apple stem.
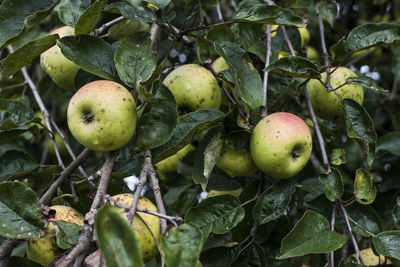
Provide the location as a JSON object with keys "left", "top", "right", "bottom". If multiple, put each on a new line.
{"left": 82, "top": 112, "right": 94, "bottom": 123}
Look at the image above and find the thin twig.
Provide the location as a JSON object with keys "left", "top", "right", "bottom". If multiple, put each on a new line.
{"left": 216, "top": 2, "right": 223, "bottom": 22}
{"left": 93, "top": 16, "right": 125, "bottom": 36}
{"left": 338, "top": 201, "right": 365, "bottom": 265}
{"left": 0, "top": 239, "right": 18, "bottom": 260}
{"left": 281, "top": 27, "right": 330, "bottom": 172}
{"left": 57, "top": 151, "right": 119, "bottom": 267}
{"left": 329, "top": 204, "right": 337, "bottom": 267}
{"left": 240, "top": 179, "right": 264, "bottom": 207}
{"left": 0, "top": 82, "right": 27, "bottom": 90}
{"left": 261, "top": 24, "right": 272, "bottom": 118}
{"left": 148, "top": 166, "right": 168, "bottom": 233}
{"left": 127, "top": 150, "right": 152, "bottom": 223}
{"left": 316, "top": 7, "right": 332, "bottom": 91}
{"left": 51, "top": 119, "right": 88, "bottom": 177}
{"left": 348, "top": 215, "right": 375, "bottom": 237}
{"left": 40, "top": 148, "right": 91, "bottom": 205}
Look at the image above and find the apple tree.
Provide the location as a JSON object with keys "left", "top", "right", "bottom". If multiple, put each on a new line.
{"left": 1, "top": 0, "right": 400, "bottom": 266}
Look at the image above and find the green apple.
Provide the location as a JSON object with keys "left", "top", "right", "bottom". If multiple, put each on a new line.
{"left": 216, "top": 141, "right": 257, "bottom": 178}
{"left": 67, "top": 80, "right": 137, "bottom": 152}
{"left": 155, "top": 144, "right": 195, "bottom": 179}
{"left": 306, "top": 67, "right": 364, "bottom": 120}
{"left": 206, "top": 188, "right": 243, "bottom": 198}
{"left": 250, "top": 112, "right": 312, "bottom": 179}
{"left": 298, "top": 26, "right": 310, "bottom": 48}
{"left": 40, "top": 26, "right": 79, "bottom": 90}
{"left": 352, "top": 248, "right": 391, "bottom": 266}
{"left": 112, "top": 194, "right": 161, "bottom": 262}
{"left": 47, "top": 132, "right": 68, "bottom": 158}
{"left": 163, "top": 64, "right": 221, "bottom": 111}
{"left": 350, "top": 47, "right": 382, "bottom": 65}
{"left": 27, "top": 205, "right": 84, "bottom": 266}
{"left": 306, "top": 46, "right": 319, "bottom": 61}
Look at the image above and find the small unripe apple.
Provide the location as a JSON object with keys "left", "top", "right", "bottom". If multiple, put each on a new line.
{"left": 278, "top": 51, "right": 290, "bottom": 59}
{"left": 216, "top": 141, "right": 257, "bottom": 178}
{"left": 298, "top": 26, "right": 310, "bottom": 48}
{"left": 353, "top": 248, "right": 391, "bottom": 266}
{"left": 27, "top": 205, "right": 84, "bottom": 266}
{"left": 155, "top": 144, "right": 195, "bottom": 179}
{"left": 67, "top": 80, "right": 137, "bottom": 151}
{"left": 112, "top": 194, "right": 161, "bottom": 261}
{"left": 306, "top": 67, "right": 364, "bottom": 120}
{"left": 250, "top": 112, "right": 312, "bottom": 179}
{"left": 306, "top": 46, "right": 319, "bottom": 61}
{"left": 40, "top": 26, "right": 79, "bottom": 90}
{"left": 163, "top": 64, "right": 221, "bottom": 111}
{"left": 47, "top": 132, "right": 68, "bottom": 158}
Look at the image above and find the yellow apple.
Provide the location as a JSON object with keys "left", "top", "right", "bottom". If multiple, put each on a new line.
{"left": 112, "top": 194, "right": 161, "bottom": 262}
{"left": 27, "top": 205, "right": 84, "bottom": 266}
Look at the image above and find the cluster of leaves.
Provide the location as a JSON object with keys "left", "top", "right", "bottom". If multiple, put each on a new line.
{"left": 1, "top": 0, "right": 400, "bottom": 266}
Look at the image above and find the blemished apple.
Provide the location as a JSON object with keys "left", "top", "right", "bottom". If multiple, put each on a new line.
{"left": 250, "top": 112, "right": 312, "bottom": 179}
{"left": 216, "top": 141, "right": 257, "bottom": 178}
{"left": 67, "top": 80, "right": 137, "bottom": 151}
{"left": 112, "top": 194, "right": 161, "bottom": 262}
{"left": 27, "top": 205, "right": 84, "bottom": 266}
{"left": 163, "top": 64, "right": 221, "bottom": 111}
{"left": 155, "top": 144, "right": 195, "bottom": 179}
{"left": 306, "top": 67, "right": 364, "bottom": 120}
{"left": 40, "top": 26, "right": 79, "bottom": 90}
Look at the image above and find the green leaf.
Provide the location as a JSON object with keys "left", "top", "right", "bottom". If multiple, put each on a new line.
{"left": 95, "top": 204, "right": 144, "bottom": 267}
{"left": 253, "top": 180, "right": 296, "bottom": 224}
{"left": 354, "top": 169, "right": 377, "bottom": 205}
{"left": 372, "top": 231, "right": 400, "bottom": 260}
{"left": 58, "top": 35, "right": 117, "bottom": 80}
{"left": 185, "top": 195, "right": 245, "bottom": 236}
{"left": 238, "top": 23, "right": 265, "bottom": 62}
{"left": 343, "top": 99, "right": 377, "bottom": 168}
{"left": 0, "top": 97, "right": 33, "bottom": 129}
{"left": 7, "top": 256, "right": 43, "bottom": 267}
{"left": 332, "top": 22, "right": 400, "bottom": 62}
{"left": 0, "top": 181, "right": 42, "bottom": 239}
{"left": 136, "top": 82, "right": 178, "bottom": 149}
{"left": 56, "top": 0, "right": 81, "bottom": 26}
{"left": 0, "top": 150, "right": 38, "bottom": 182}
{"left": 53, "top": 221, "right": 82, "bottom": 249}
{"left": 153, "top": 109, "right": 225, "bottom": 163}
{"left": 107, "top": 19, "right": 149, "bottom": 40}
{"left": 265, "top": 56, "right": 321, "bottom": 79}
{"left": 233, "top": 2, "right": 305, "bottom": 26}
{"left": 200, "top": 245, "right": 240, "bottom": 266}
{"left": 0, "top": 34, "right": 58, "bottom": 79}
{"left": 345, "top": 77, "right": 388, "bottom": 93}
{"left": 278, "top": 210, "right": 346, "bottom": 259}
{"left": 162, "top": 223, "right": 203, "bottom": 267}
{"left": 393, "top": 197, "right": 400, "bottom": 230}
{"left": 319, "top": 168, "right": 344, "bottom": 202}
{"left": 317, "top": 0, "right": 337, "bottom": 28}
{"left": 192, "top": 127, "right": 223, "bottom": 190}
{"left": 0, "top": 0, "right": 59, "bottom": 49}
{"left": 143, "top": 0, "right": 170, "bottom": 9}
{"left": 105, "top": 2, "right": 156, "bottom": 22}
{"left": 75, "top": 0, "right": 107, "bottom": 35}
{"left": 330, "top": 148, "right": 347, "bottom": 165}
{"left": 377, "top": 131, "right": 400, "bottom": 155}
{"left": 215, "top": 42, "right": 263, "bottom": 109}
{"left": 114, "top": 32, "right": 158, "bottom": 86}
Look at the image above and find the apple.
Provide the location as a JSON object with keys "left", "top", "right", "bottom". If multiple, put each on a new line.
{"left": 278, "top": 51, "right": 290, "bottom": 59}
{"left": 40, "top": 26, "right": 79, "bottom": 90}
{"left": 155, "top": 144, "right": 195, "bottom": 179}
{"left": 27, "top": 205, "right": 84, "bottom": 266}
{"left": 350, "top": 47, "right": 382, "bottom": 65}
{"left": 306, "top": 46, "right": 319, "bottom": 61}
{"left": 163, "top": 64, "right": 221, "bottom": 111}
{"left": 352, "top": 248, "right": 391, "bottom": 266}
{"left": 306, "top": 67, "right": 364, "bottom": 120}
{"left": 112, "top": 194, "right": 161, "bottom": 261}
{"left": 67, "top": 80, "right": 137, "bottom": 151}
{"left": 298, "top": 26, "right": 310, "bottom": 48}
{"left": 216, "top": 141, "right": 257, "bottom": 178}
{"left": 250, "top": 112, "right": 312, "bottom": 179}
{"left": 206, "top": 188, "right": 243, "bottom": 198}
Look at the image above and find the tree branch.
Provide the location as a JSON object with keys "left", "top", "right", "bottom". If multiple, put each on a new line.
{"left": 148, "top": 166, "right": 167, "bottom": 234}
{"left": 261, "top": 24, "right": 272, "bottom": 118}
{"left": 316, "top": 7, "right": 332, "bottom": 91}
{"left": 40, "top": 148, "right": 91, "bottom": 205}
{"left": 329, "top": 204, "right": 337, "bottom": 267}
{"left": 93, "top": 16, "right": 125, "bottom": 37}
{"left": 338, "top": 201, "right": 365, "bottom": 265}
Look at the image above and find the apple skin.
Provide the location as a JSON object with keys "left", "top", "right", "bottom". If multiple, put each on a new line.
{"left": 306, "top": 67, "right": 364, "bottom": 120}
{"left": 353, "top": 248, "right": 391, "bottom": 266}
{"left": 27, "top": 205, "right": 84, "bottom": 266}
{"left": 155, "top": 144, "right": 195, "bottom": 179}
{"left": 163, "top": 64, "right": 221, "bottom": 111}
{"left": 112, "top": 194, "right": 161, "bottom": 262}
{"left": 250, "top": 112, "right": 312, "bottom": 179}
{"left": 47, "top": 133, "right": 68, "bottom": 158}
{"left": 306, "top": 46, "right": 319, "bottom": 61}
{"left": 40, "top": 26, "right": 79, "bottom": 90}
{"left": 67, "top": 80, "right": 137, "bottom": 152}
{"left": 206, "top": 188, "right": 243, "bottom": 198}
{"left": 216, "top": 141, "right": 257, "bottom": 178}
{"left": 298, "top": 27, "right": 310, "bottom": 48}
